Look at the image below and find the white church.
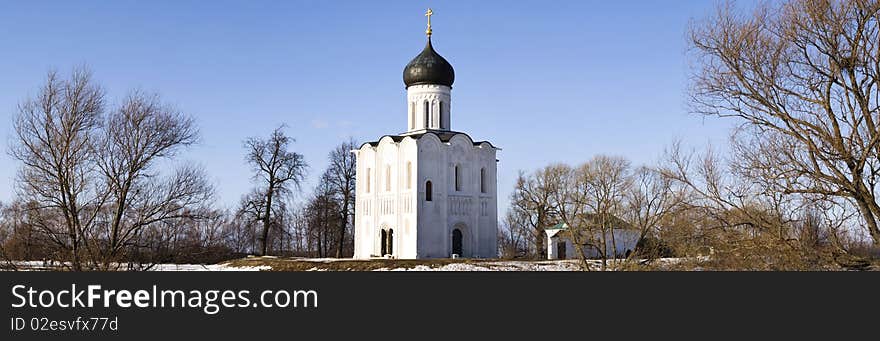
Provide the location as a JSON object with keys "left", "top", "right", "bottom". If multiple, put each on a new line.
{"left": 352, "top": 9, "right": 499, "bottom": 259}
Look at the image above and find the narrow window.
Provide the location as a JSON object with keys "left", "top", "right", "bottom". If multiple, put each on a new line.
{"left": 433, "top": 101, "right": 438, "bottom": 128}
{"left": 410, "top": 102, "right": 415, "bottom": 130}
{"left": 480, "top": 168, "right": 486, "bottom": 193}
{"left": 454, "top": 165, "right": 461, "bottom": 191}
{"left": 438, "top": 101, "right": 444, "bottom": 129}
{"left": 425, "top": 181, "right": 433, "bottom": 201}
{"left": 366, "top": 168, "right": 371, "bottom": 193}
{"left": 406, "top": 162, "right": 412, "bottom": 189}
{"left": 385, "top": 165, "right": 391, "bottom": 192}
{"left": 424, "top": 100, "right": 430, "bottom": 129}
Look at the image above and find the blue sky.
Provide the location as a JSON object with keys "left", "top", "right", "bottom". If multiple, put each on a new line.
{"left": 0, "top": 0, "right": 746, "bottom": 212}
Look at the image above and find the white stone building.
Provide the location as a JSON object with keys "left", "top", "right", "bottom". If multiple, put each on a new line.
{"left": 352, "top": 11, "right": 499, "bottom": 259}
{"left": 545, "top": 222, "right": 640, "bottom": 260}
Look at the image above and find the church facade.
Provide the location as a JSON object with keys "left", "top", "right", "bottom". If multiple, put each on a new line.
{"left": 352, "top": 10, "right": 499, "bottom": 259}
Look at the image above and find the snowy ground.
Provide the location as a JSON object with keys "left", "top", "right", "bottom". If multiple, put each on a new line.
{"left": 221, "top": 256, "right": 691, "bottom": 271}
{"left": 375, "top": 260, "right": 580, "bottom": 271}
{"left": 2, "top": 261, "right": 270, "bottom": 271}
{"left": 147, "top": 263, "right": 272, "bottom": 271}
{"left": 4, "top": 257, "right": 689, "bottom": 271}
{"left": 373, "top": 258, "right": 688, "bottom": 271}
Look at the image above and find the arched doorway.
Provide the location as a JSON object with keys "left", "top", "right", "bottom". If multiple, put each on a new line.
{"left": 380, "top": 230, "right": 388, "bottom": 256}
{"left": 380, "top": 229, "right": 395, "bottom": 256}
{"left": 452, "top": 229, "right": 463, "bottom": 256}
{"left": 386, "top": 229, "right": 394, "bottom": 256}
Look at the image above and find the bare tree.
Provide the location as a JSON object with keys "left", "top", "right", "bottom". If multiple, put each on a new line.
{"left": 10, "top": 69, "right": 105, "bottom": 271}
{"left": 543, "top": 156, "right": 632, "bottom": 270}
{"left": 8, "top": 69, "right": 214, "bottom": 270}
{"left": 689, "top": 0, "right": 880, "bottom": 245}
{"left": 510, "top": 166, "right": 562, "bottom": 258}
{"left": 93, "top": 91, "right": 211, "bottom": 269}
{"left": 656, "top": 142, "right": 859, "bottom": 269}
{"left": 578, "top": 156, "right": 632, "bottom": 270}
{"left": 624, "top": 166, "right": 682, "bottom": 262}
{"left": 324, "top": 139, "right": 357, "bottom": 258}
{"left": 243, "top": 125, "right": 307, "bottom": 256}
{"left": 304, "top": 174, "right": 342, "bottom": 257}
{"left": 498, "top": 209, "right": 535, "bottom": 258}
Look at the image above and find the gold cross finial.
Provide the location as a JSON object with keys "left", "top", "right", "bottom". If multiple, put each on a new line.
{"left": 425, "top": 8, "right": 433, "bottom": 37}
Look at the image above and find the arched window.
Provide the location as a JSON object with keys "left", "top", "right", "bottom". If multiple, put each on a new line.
{"left": 410, "top": 102, "right": 415, "bottom": 130}
{"left": 438, "top": 101, "right": 444, "bottom": 129}
{"left": 425, "top": 181, "right": 433, "bottom": 201}
{"left": 406, "top": 162, "right": 412, "bottom": 189}
{"left": 424, "top": 100, "right": 430, "bottom": 129}
{"left": 454, "top": 165, "right": 461, "bottom": 191}
{"left": 385, "top": 165, "right": 391, "bottom": 192}
{"left": 366, "top": 168, "right": 371, "bottom": 193}
{"left": 480, "top": 168, "right": 486, "bottom": 193}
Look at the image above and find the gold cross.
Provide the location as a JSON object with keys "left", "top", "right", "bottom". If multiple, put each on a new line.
{"left": 425, "top": 8, "right": 433, "bottom": 37}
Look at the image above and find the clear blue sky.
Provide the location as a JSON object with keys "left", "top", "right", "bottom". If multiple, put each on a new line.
{"left": 0, "top": 0, "right": 747, "bottom": 212}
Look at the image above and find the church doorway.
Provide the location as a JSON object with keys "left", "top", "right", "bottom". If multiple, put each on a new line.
{"left": 452, "top": 229, "right": 463, "bottom": 256}
{"left": 387, "top": 229, "right": 394, "bottom": 255}
{"left": 380, "top": 230, "right": 387, "bottom": 256}
{"left": 557, "top": 241, "right": 567, "bottom": 260}
{"left": 380, "top": 229, "right": 394, "bottom": 256}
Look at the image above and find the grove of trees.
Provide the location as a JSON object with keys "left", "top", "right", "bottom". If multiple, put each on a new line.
{"left": 0, "top": 69, "right": 358, "bottom": 270}
{"left": 499, "top": 0, "right": 880, "bottom": 270}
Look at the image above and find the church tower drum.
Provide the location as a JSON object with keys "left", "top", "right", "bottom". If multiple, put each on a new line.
{"left": 403, "top": 8, "right": 454, "bottom": 132}
{"left": 353, "top": 9, "right": 499, "bottom": 259}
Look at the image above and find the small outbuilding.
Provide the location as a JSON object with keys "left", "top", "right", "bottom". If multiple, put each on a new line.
{"left": 545, "top": 220, "right": 640, "bottom": 260}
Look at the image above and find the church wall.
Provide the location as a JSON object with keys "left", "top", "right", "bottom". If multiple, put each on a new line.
{"left": 356, "top": 135, "right": 498, "bottom": 259}
{"left": 416, "top": 134, "right": 447, "bottom": 258}
{"left": 376, "top": 139, "right": 398, "bottom": 257}
{"left": 353, "top": 145, "right": 376, "bottom": 259}
{"left": 396, "top": 138, "right": 419, "bottom": 259}
{"left": 353, "top": 137, "right": 421, "bottom": 259}
{"left": 446, "top": 135, "right": 477, "bottom": 257}
{"left": 475, "top": 142, "right": 499, "bottom": 258}
{"left": 413, "top": 135, "right": 498, "bottom": 258}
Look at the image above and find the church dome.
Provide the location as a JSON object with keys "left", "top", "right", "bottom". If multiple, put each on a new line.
{"left": 403, "top": 38, "right": 455, "bottom": 87}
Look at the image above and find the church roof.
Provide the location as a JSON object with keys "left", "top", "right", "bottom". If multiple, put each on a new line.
{"left": 547, "top": 223, "right": 569, "bottom": 230}
{"left": 403, "top": 38, "right": 455, "bottom": 87}
{"left": 359, "top": 130, "right": 497, "bottom": 149}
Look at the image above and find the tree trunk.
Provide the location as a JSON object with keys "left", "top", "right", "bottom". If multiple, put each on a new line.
{"left": 70, "top": 232, "right": 81, "bottom": 271}
{"left": 261, "top": 185, "right": 274, "bottom": 256}
{"left": 534, "top": 210, "right": 546, "bottom": 259}
{"left": 853, "top": 194, "right": 880, "bottom": 246}
{"left": 335, "top": 192, "right": 350, "bottom": 258}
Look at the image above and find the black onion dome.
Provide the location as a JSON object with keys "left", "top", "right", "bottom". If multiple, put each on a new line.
{"left": 403, "top": 38, "right": 455, "bottom": 87}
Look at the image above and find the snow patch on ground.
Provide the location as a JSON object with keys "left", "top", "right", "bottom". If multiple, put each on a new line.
{"left": 3, "top": 261, "right": 271, "bottom": 271}
{"left": 5, "top": 257, "right": 691, "bottom": 271}
{"left": 373, "top": 260, "right": 582, "bottom": 271}
{"left": 148, "top": 263, "right": 271, "bottom": 271}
